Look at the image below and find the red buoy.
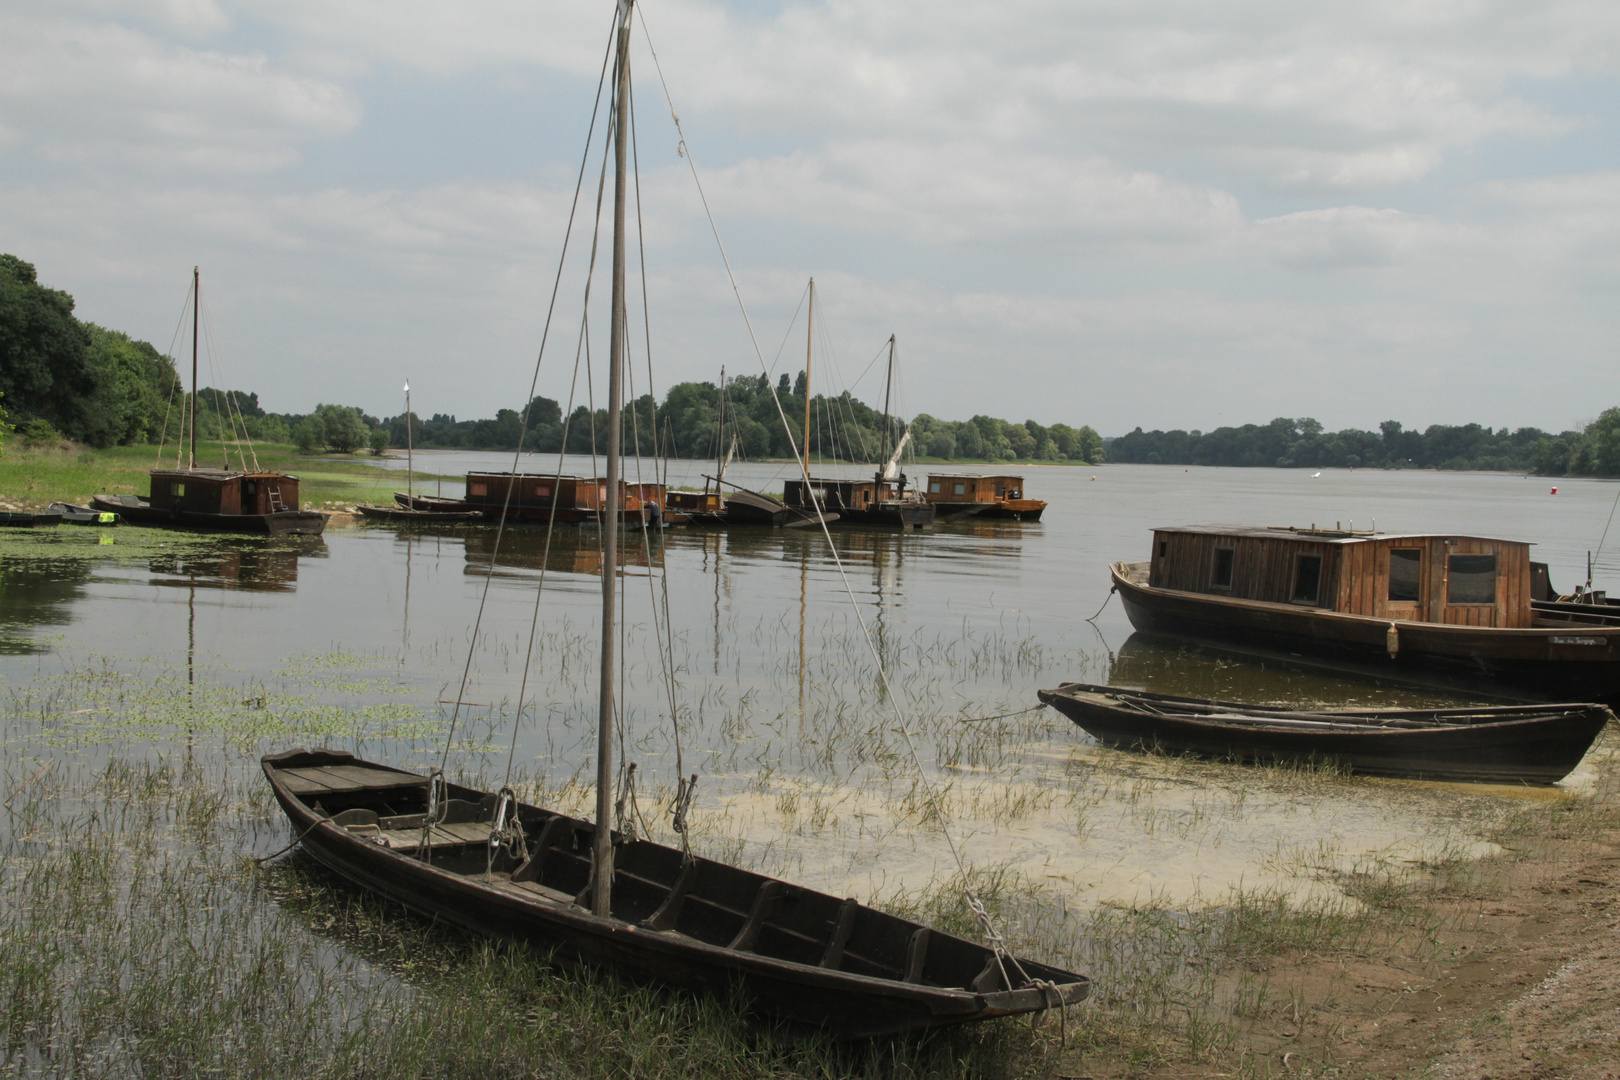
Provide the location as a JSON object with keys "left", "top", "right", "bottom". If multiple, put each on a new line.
{"left": 1551, "top": 487, "right": 1559, "bottom": 495}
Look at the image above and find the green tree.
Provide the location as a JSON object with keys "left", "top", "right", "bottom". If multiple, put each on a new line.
{"left": 0, "top": 254, "right": 95, "bottom": 438}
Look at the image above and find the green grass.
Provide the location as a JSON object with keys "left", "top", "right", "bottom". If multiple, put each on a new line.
{"left": 0, "top": 441, "right": 446, "bottom": 510}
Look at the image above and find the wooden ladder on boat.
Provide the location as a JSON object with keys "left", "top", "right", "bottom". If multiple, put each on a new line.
{"left": 267, "top": 485, "right": 287, "bottom": 511}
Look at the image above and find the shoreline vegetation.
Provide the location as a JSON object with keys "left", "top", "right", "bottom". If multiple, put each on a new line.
{"left": 2, "top": 655, "right": 1616, "bottom": 1079}
{"left": 8, "top": 252, "right": 1619, "bottom": 478}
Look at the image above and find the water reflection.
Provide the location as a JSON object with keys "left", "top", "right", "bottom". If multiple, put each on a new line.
{"left": 147, "top": 536, "right": 328, "bottom": 593}
{"left": 0, "top": 552, "right": 92, "bottom": 654}
{"left": 462, "top": 527, "right": 664, "bottom": 578}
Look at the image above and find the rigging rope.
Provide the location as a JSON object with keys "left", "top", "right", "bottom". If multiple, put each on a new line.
{"left": 637, "top": 7, "right": 1032, "bottom": 981}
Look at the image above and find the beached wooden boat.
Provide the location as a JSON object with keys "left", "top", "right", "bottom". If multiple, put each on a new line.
{"left": 263, "top": 748, "right": 1088, "bottom": 1036}
{"left": 0, "top": 510, "right": 63, "bottom": 528}
{"left": 923, "top": 475, "right": 1045, "bottom": 521}
{"left": 1038, "top": 682, "right": 1610, "bottom": 784}
{"left": 48, "top": 502, "right": 119, "bottom": 525}
{"left": 395, "top": 492, "right": 474, "bottom": 512}
{"left": 356, "top": 503, "right": 484, "bottom": 524}
{"left": 1112, "top": 526, "right": 1620, "bottom": 707}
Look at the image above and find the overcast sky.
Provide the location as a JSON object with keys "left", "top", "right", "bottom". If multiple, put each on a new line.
{"left": 3, "top": 0, "right": 1617, "bottom": 436}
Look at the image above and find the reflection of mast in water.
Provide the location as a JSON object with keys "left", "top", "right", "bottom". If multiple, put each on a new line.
{"left": 712, "top": 532, "right": 722, "bottom": 677}
{"left": 186, "top": 569, "right": 196, "bottom": 755}
{"left": 401, "top": 535, "right": 413, "bottom": 678}
{"left": 798, "top": 537, "right": 808, "bottom": 712}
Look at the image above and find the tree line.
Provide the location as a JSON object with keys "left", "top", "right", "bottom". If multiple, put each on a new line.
{"left": 6, "top": 253, "right": 1617, "bottom": 475}
{"left": 1107, "top": 414, "right": 1620, "bottom": 477}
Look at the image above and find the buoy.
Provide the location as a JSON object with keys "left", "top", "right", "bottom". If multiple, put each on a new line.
{"left": 1552, "top": 487, "right": 1559, "bottom": 495}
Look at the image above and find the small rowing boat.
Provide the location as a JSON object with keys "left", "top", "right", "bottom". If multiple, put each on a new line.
{"left": 1037, "top": 682, "right": 1611, "bottom": 784}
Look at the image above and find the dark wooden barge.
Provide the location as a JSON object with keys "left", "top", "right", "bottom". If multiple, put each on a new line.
{"left": 782, "top": 475, "right": 934, "bottom": 529}
{"left": 48, "top": 502, "right": 119, "bottom": 526}
{"left": 0, "top": 510, "right": 63, "bottom": 528}
{"left": 262, "top": 748, "right": 1088, "bottom": 1037}
{"left": 1112, "top": 526, "right": 1620, "bottom": 707}
{"left": 923, "top": 475, "right": 1046, "bottom": 521}
{"left": 1038, "top": 682, "right": 1610, "bottom": 784}
{"left": 92, "top": 469, "right": 327, "bottom": 535}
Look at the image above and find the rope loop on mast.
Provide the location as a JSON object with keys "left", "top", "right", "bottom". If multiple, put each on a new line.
{"left": 486, "top": 785, "right": 528, "bottom": 875}
{"left": 416, "top": 768, "right": 447, "bottom": 861}
{"left": 613, "top": 762, "right": 640, "bottom": 844}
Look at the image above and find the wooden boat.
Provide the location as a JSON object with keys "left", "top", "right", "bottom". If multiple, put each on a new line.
{"left": 459, "top": 472, "right": 674, "bottom": 526}
{"left": 675, "top": 476, "right": 831, "bottom": 529}
{"left": 93, "top": 471, "right": 327, "bottom": 535}
{"left": 48, "top": 502, "right": 119, "bottom": 526}
{"left": 0, "top": 510, "right": 63, "bottom": 528}
{"left": 1112, "top": 526, "right": 1620, "bottom": 707}
{"left": 263, "top": 749, "right": 1087, "bottom": 1036}
{"left": 923, "top": 475, "right": 1045, "bottom": 521}
{"left": 356, "top": 503, "right": 484, "bottom": 524}
{"left": 90, "top": 268, "right": 326, "bottom": 537}
{"left": 265, "top": 3, "right": 1084, "bottom": 1035}
{"left": 395, "top": 492, "right": 475, "bottom": 513}
{"left": 1037, "top": 682, "right": 1610, "bottom": 784}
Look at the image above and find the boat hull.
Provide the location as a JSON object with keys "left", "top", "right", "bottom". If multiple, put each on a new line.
{"left": 91, "top": 495, "right": 327, "bottom": 535}
{"left": 0, "top": 511, "right": 63, "bottom": 528}
{"left": 357, "top": 503, "right": 484, "bottom": 524}
{"left": 1039, "top": 683, "right": 1610, "bottom": 784}
{"left": 262, "top": 749, "right": 1087, "bottom": 1037}
{"left": 1111, "top": 562, "right": 1620, "bottom": 708}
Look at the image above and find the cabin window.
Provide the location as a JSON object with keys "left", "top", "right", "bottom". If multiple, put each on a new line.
{"left": 534, "top": 485, "right": 551, "bottom": 498}
{"left": 1388, "top": 548, "right": 1422, "bottom": 602}
{"left": 954, "top": 482, "right": 966, "bottom": 495}
{"left": 173, "top": 483, "right": 186, "bottom": 497}
{"left": 243, "top": 481, "right": 257, "bottom": 497}
{"left": 1158, "top": 540, "right": 1168, "bottom": 559}
{"left": 928, "top": 481, "right": 940, "bottom": 493}
{"left": 1211, "top": 548, "right": 1235, "bottom": 588}
{"left": 1292, "top": 554, "right": 1323, "bottom": 604}
{"left": 1447, "top": 554, "right": 1497, "bottom": 605}
{"left": 470, "top": 483, "right": 487, "bottom": 497}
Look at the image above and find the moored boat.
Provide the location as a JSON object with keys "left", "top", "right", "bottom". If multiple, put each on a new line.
{"left": 356, "top": 503, "right": 484, "bottom": 524}
{"left": 93, "top": 470, "right": 327, "bottom": 535}
{"left": 0, "top": 510, "right": 63, "bottom": 528}
{"left": 262, "top": 748, "right": 1088, "bottom": 1036}
{"left": 1111, "top": 526, "right": 1620, "bottom": 707}
{"left": 1037, "top": 682, "right": 1610, "bottom": 784}
{"left": 923, "top": 474, "right": 1045, "bottom": 521}
{"left": 48, "top": 502, "right": 119, "bottom": 525}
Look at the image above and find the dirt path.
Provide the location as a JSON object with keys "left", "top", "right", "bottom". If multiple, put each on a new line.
{"left": 1059, "top": 770, "right": 1620, "bottom": 1079}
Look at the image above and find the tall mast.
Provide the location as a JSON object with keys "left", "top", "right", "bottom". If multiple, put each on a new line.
{"left": 594, "top": 0, "right": 633, "bottom": 919}
{"left": 714, "top": 364, "right": 725, "bottom": 491}
{"left": 404, "top": 381, "right": 413, "bottom": 500}
{"left": 802, "top": 277, "right": 814, "bottom": 473}
{"left": 880, "top": 334, "right": 895, "bottom": 467}
{"left": 190, "top": 266, "right": 199, "bottom": 470}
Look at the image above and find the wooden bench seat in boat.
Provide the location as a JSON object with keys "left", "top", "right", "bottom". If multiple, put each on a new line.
{"left": 278, "top": 764, "right": 427, "bottom": 798}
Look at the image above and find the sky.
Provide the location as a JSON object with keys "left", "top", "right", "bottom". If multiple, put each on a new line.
{"left": 2, "top": 0, "right": 1618, "bottom": 436}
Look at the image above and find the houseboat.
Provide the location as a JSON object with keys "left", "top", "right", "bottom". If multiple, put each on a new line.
{"left": 457, "top": 472, "right": 675, "bottom": 526}
{"left": 93, "top": 469, "right": 327, "bottom": 535}
{"left": 782, "top": 474, "right": 934, "bottom": 529}
{"left": 1111, "top": 525, "right": 1620, "bottom": 706}
{"left": 923, "top": 474, "right": 1046, "bottom": 521}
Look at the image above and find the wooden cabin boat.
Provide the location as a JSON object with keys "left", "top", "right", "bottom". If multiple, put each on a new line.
{"left": 1037, "top": 682, "right": 1610, "bottom": 784}
{"left": 923, "top": 475, "right": 1045, "bottom": 521}
{"left": 92, "top": 469, "right": 327, "bottom": 535}
{"left": 782, "top": 476, "right": 933, "bottom": 529}
{"left": 262, "top": 749, "right": 1089, "bottom": 1037}
{"left": 671, "top": 479, "right": 829, "bottom": 528}
{"left": 1112, "top": 526, "right": 1620, "bottom": 707}
{"left": 459, "top": 472, "right": 675, "bottom": 526}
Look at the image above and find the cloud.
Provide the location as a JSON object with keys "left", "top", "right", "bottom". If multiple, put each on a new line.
{"left": 0, "top": 15, "right": 358, "bottom": 175}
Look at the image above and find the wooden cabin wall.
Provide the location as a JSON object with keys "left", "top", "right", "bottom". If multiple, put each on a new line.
{"left": 1149, "top": 531, "right": 1339, "bottom": 606}
{"left": 1333, "top": 537, "right": 1531, "bottom": 627}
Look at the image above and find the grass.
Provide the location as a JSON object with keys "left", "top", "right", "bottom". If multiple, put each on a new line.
{"left": 0, "top": 440, "right": 443, "bottom": 511}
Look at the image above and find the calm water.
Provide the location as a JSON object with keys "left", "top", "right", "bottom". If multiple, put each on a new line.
{"left": 3, "top": 460, "right": 1617, "bottom": 908}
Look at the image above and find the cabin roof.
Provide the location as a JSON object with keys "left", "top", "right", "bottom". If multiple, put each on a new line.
{"left": 1153, "top": 525, "right": 1531, "bottom": 547}
{"left": 925, "top": 473, "right": 1024, "bottom": 481}
{"left": 466, "top": 471, "right": 587, "bottom": 480}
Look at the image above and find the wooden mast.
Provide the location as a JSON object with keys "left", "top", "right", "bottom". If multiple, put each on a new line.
{"left": 880, "top": 334, "right": 895, "bottom": 472}
{"left": 594, "top": 0, "right": 633, "bottom": 919}
{"left": 802, "top": 277, "right": 814, "bottom": 473}
{"left": 404, "top": 381, "right": 413, "bottom": 502}
{"left": 189, "top": 266, "right": 199, "bottom": 470}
